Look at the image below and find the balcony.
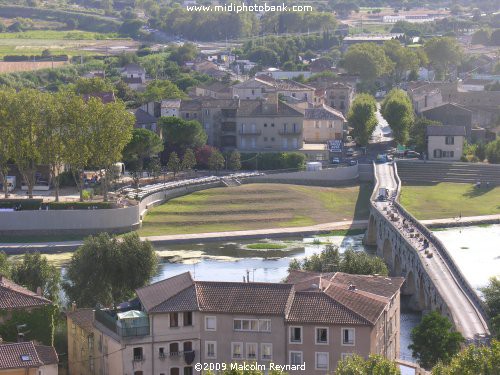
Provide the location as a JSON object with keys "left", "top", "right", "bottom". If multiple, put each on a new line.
{"left": 95, "top": 309, "right": 150, "bottom": 338}
{"left": 239, "top": 129, "right": 262, "bottom": 135}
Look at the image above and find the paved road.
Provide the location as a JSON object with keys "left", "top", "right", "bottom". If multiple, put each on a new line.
{"left": 374, "top": 162, "right": 490, "bottom": 340}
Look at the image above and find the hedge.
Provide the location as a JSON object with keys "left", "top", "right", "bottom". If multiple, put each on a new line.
{"left": 241, "top": 152, "right": 306, "bottom": 171}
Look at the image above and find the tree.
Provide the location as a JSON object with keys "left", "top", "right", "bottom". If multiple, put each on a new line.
{"left": 383, "top": 40, "right": 421, "bottom": 83}
{"left": 123, "top": 128, "right": 164, "bottom": 188}
{"left": 208, "top": 149, "right": 225, "bottom": 173}
{"left": 0, "top": 251, "right": 10, "bottom": 277}
{"left": 424, "top": 37, "right": 462, "bottom": 80}
{"left": 228, "top": 150, "right": 241, "bottom": 171}
{"left": 181, "top": 148, "right": 197, "bottom": 172}
{"left": 471, "top": 29, "right": 491, "bottom": 45}
{"left": 347, "top": 94, "right": 378, "bottom": 147}
{"left": 381, "top": 89, "right": 414, "bottom": 145}
{"left": 167, "top": 151, "right": 181, "bottom": 178}
{"left": 480, "top": 277, "right": 500, "bottom": 338}
{"left": 432, "top": 340, "right": 500, "bottom": 375}
{"left": 409, "top": 311, "right": 464, "bottom": 369}
{"left": 486, "top": 139, "right": 500, "bottom": 164}
{"left": 161, "top": 117, "right": 207, "bottom": 152}
{"left": 119, "top": 19, "right": 144, "bottom": 38}
{"left": 11, "top": 252, "right": 60, "bottom": 302}
{"left": 63, "top": 233, "right": 158, "bottom": 307}
{"left": 74, "top": 77, "right": 114, "bottom": 95}
{"left": 0, "top": 89, "right": 15, "bottom": 198}
{"left": 335, "top": 354, "right": 400, "bottom": 375}
{"left": 169, "top": 43, "right": 198, "bottom": 65}
{"left": 38, "top": 92, "right": 65, "bottom": 201}
{"left": 10, "top": 89, "right": 45, "bottom": 199}
{"left": 289, "top": 245, "right": 388, "bottom": 276}
{"left": 491, "top": 29, "right": 500, "bottom": 46}
{"left": 142, "top": 80, "right": 186, "bottom": 102}
{"left": 86, "top": 98, "right": 134, "bottom": 201}
{"left": 343, "top": 43, "right": 394, "bottom": 83}
{"left": 409, "top": 117, "right": 441, "bottom": 154}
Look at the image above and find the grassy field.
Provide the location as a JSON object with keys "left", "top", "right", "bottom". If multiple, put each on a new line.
{"left": 137, "top": 183, "right": 372, "bottom": 236}
{"left": 0, "top": 30, "right": 134, "bottom": 58}
{"left": 400, "top": 182, "right": 500, "bottom": 220}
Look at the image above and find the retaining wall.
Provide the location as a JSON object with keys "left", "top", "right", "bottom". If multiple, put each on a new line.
{"left": 245, "top": 165, "right": 359, "bottom": 186}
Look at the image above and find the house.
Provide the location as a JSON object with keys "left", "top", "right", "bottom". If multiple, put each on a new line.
{"left": 140, "top": 99, "right": 182, "bottom": 119}
{"left": 0, "top": 342, "right": 58, "bottom": 375}
{"left": 68, "top": 270, "right": 404, "bottom": 375}
{"left": 309, "top": 58, "right": 334, "bottom": 74}
{"left": 82, "top": 92, "right": 116, "bottom": 104}
{"left": 231, "top": 76, "right": 315, "bottom": 103}
{"left": 121, "top": 63, "right": 146, "bottom": 90}
{"left": 133, "top": 108, "right": 161, "bottom": 137}
{"left": 303, "top": 105, "right": 346, "bottom": 143}
{"left": 427, "top": 125, "right": 466, "bottom": 161}
{"left": 256, "top": 70, "right": 313, "bottom": 80}
{"left": 421, "top": 103, "right": 473, "bottom": 139}
{"left": 193, "top": 82, "right": 231, "bottom": 99}
{"left": 324, "top": 82, "right": 355, "bottom": 115}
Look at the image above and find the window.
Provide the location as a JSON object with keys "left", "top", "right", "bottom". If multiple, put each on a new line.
{"left": 290, "top": 326, "right": 302, "bottom": 343}
{"left": 183, "top": 312, "right": 193, "bottom": 326}
{"left": 170, "top": 343, "right": 179, "bottom": 355}
{"left": 159, "top": 347, "right": 165, "bottom": 358}
{"left": 433, "top": 149, "right": 442, "bottom": 158}
{"left": 205, "top": 316, "right": 216, "bottom": 331}
{"left": 246, "top": 343, "right": 258, "bottom": 360}
{"left": 289, "top": 351, "right": 303, "bottom": 366}
{"left": 316, "top": 327, "right": 328, "bottom": 344}
{"left": 183, "top": 341, "right": 192, "bottom": 353}
{"left": 232, "top": 342, "right": 243, "bottom": 359}
{"left": 271, "top": 123, "right": 275, "bottom": 127}
{"left": 315, "top": 121, "right": 320, "bottom": 129}
{"left": 233, "top": 319, "right": 271, "bottom": 332}
{"left": 170, "top": 313, "right": 179, "bottom": 327}
{"left": 261, "top": 343, "right": 272, "bottom": 360}
{"left": 183, "top": 367, "right": 193, "bottom": 375}
{"left": 342, "top": 328, "right": 355, "bottom": 346}
{"left": 133, "top": 347, "right": 143, "bottom": 361}
{"left": 445, "top": 136, "right": 455, "bottom": 145}
{"left": 170, "top": 369, "right": 180, "bottom": 375}
{"left": 259, "top": 319, "right": 271, "bottom": 332}
{"left": 264, "top": 123, "right": 268, "bottom": 127}
{"left": 205, "top": 341, "right": 216, "bottom": 359}
{"left": 316, "top": 352, "right": 329, "bottom": 370}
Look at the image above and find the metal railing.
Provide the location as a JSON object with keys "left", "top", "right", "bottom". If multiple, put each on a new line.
{"left": 94, "top": 309, "right": 150, "bottom": 338}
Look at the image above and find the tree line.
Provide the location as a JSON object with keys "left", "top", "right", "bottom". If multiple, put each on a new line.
{"left": 0, "top": 88, "right": 134, "bottom": 201}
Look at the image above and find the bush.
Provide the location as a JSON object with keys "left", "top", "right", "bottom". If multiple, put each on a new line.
{"left": 0, "top": 199, "right": 43, "bottom": 210}
{"left": 240, "top": 152, "right": 306, "bottom": 170}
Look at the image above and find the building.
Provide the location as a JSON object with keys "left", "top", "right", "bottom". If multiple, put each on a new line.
{"left": 341, "top": 34, "right": 403, "bottom": 52}
{"left": 0, "top": 342, "right": 58, "bottom": 375}
{"left": 193, "top": 82, "right": 231, "bottom": 99}
{"left": 231, "top": 76, "right": 315, "bottom": 103}
{"left": 82, "top": 92, "right": 116, "bottom": 104}
{"left": 121, "top": 63, "right": 146, "bottom": 90}
{"left": 68, "top": 271, "right": 404, "bottom": 375}
{"left": 303, "top": 105, "right": 346, "bottom": 143}
{"left": 133, "top": 108, "right": 161, "bottom": 137}
{"left": 427, "top": 125, "right": 466, "bottom": 161}
{"left": 324, "top": 82, "right": 355, "bottom": 115}
{"left": 421, "top": 103, "right": 473, "bottom": 139}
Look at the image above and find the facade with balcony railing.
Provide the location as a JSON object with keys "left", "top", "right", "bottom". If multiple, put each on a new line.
{"left": 94, "top": 309, "right": 150, "bottom": 338}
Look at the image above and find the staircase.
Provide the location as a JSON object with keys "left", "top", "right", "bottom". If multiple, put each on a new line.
{"left": 396, "top": 160, "right": 500, "bottom": 185}
{"left": 221, "top": 177, "right": 241, "bottom": 187}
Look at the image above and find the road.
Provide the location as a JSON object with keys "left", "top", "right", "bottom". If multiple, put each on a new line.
{"left": 374, "top": 162, "right": 490, "bottom": 340}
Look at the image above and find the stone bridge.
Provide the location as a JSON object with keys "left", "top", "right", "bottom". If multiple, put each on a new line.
{"left": 364, "top": 162, "right": 490, "bottom": 342}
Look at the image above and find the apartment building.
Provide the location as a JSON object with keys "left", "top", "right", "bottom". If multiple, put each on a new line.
{"left": 67, "top": 271, "right": 403, "bottom": 375}
{"left": 231, "top": 76, "right": 315, "bottom": 103}
{"left": 303, "top": 105, "right": 346, "bottom": 143}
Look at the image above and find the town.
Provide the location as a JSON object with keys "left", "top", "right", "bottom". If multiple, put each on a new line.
{"left": 0, "top": 0, "right": 499, "bottom": 374}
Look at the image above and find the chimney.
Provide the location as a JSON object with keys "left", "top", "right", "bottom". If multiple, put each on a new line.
{"left": 71, "top": 301, "right": 77, "bottom": 312}
{"left": 246, "top": 270, "right": 250, "bottom": 283}
{"left": 348, "top": 284, "right": 356, "bottom": 291}
{"left": 36, "top": 287, "right": 42, "bottom": 296}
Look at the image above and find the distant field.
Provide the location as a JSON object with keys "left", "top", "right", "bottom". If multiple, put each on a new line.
{"left": 400, "top": 182, "right": 500, "bottom": 220}
{"left": 138, "top": 183, "right": 372, "bottom": 236}
{"left": 0, "top": 30, "right": 135, "bottom": 58}
{"left": 0, "top": 60, "right": 67, "bottom": 73}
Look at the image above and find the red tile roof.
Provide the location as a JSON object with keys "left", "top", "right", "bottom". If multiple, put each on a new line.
{"left": 67, "top": 308, "right": 95, "bottom": 331}
{"left": 0, "top": 276, "right": 51, "bottom": 310}
{"left": 0, "top": 342, "right": 58, "bottom": 370}
{"left": 137, "top": 272, "right": 193, "bottom": 312}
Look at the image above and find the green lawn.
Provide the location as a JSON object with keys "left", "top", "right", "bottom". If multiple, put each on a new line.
{"left": 400, "top": 182, "right": 500, "bottom": 220}
{"left": 137, "top": 183, "right": 372, "bottom": 236}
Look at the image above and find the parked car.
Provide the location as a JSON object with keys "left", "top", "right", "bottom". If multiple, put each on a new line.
{"left": 345, "top": 148, "right": 355, "bottom": 156}
{"left": 376, "top": 154, "right": 388, "bottom": 163}
{"left": 332, "top": 157, "right": 341, "bottom": 165}
{"left": 347, "top": 159, "right": 358, "bottom": 166}
{"left": 405, "top": 151, "right": 421, "bottom": 159}
{"left": 377, "top": 187, "right": 389, "bottom": 201}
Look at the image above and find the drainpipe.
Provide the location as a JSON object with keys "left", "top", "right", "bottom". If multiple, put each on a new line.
{"left": 151, "top": 314, "right": 155, "bottom": 375}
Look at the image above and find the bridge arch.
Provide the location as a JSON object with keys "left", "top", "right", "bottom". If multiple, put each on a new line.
{"left": 418, "top": 276, "right": 428, "bottom": 310}
{"left": 403, "top": 270, "right": 416, "bottom": 296}
{"left": 393, "top": 254, "right": 402, "bottom": 276}
{"left": 364, "top": 214, "right": 377, "bottom": 245}
{"left": 382, "top": 238, "right": 393, "bottom": 268}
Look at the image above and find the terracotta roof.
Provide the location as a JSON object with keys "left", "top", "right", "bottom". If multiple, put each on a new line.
{"left": 331, "top": 272, "right": 405, "bottom": 299}
{"left": 137, "top": 272, "right": 194, "bottom": 312}
{"left": 287, "top": 291, "right": 370, "bottom": 325}
{"left": 122, "top": 63, "right": 145, "bottom": 73}
{"left": 161, "top": 99, "right": 181, "bottom": 108}
{"left": 67, "top": 308, "right": 95, "bottom": 331}
{"left": 134, "top": 108, "right": 157, "bottom": 124}
{"left": 0, "top": 276, "right": 51, "bottom": 310}
{"left": 195, "top": 281, "right": 294, "bottom": 315}
{"left": 0, "top": 342, "right": 42, "bottom": 369}
{"left": 150, "top": 285, "right": 198, "bottom": 313}
{"left": 34, "top": 345, "right": 58, "bottom": 366}
{"left": 305, "top": 105, "right": 346, "bottom": 121}
{"left": 198, "top": 81, "right": 231, "bottom": 93}
{"left": 237, "top": 99, "right": 303, "bottom": 117}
